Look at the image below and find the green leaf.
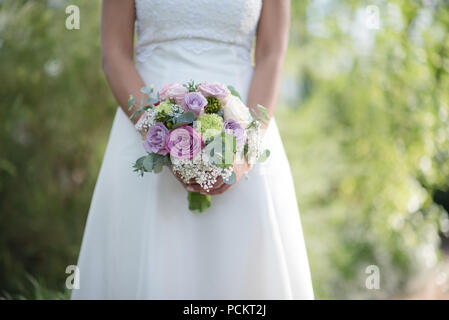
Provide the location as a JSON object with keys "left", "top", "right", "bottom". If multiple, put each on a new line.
{"left": 257, "top": 104, "right": 270, "bottom": 120}
{"left": 243, "top": 142, "right": 249, "bottom": 158}
{"left": 152, "top": 156, "right": 164, "bottom": 173}
{"left": 184, "top": 80, "right": 198, "bottom": 92}
{"left": 140, "top": 86, "right": 153, "bottom": 95}
{"left": 135, "top": 156, "right": 146, "bottom": 167}
{"left": 133, "top": 156, "right": 147, "bottom": 176}
{"left": 187, "top": 192, "right": 211, "bottom": 213}
{"left": 130, "top": 108, "right": 142, "bottom": 120}
{"left": 223, "top": 171, "right": 236, "bottom": 185}
{"left": 257, "top": 149, "right": 270, "bottom": 163}
{"left": 227, "top": 85, "right": 242, "bottom": 99}
{"left": 127, "top": 95, "right": 135, "bottom": 109}
{"left": 140, "top": 95, "right": 146, "bottom": 108}
{"left": 145, "top": 97, "right": 159, "bottom": 106}
{"left": 204, "top": 132, "right": 236, "bottom": 168}
{"left": 249, "top": 107, "right": 259, "bottom": 121}
{"left": 173, "top": 111, "right": 195, "bottom": 128}
{"left": 143, "top": 154, "right": 154, "bottom": 171}
{"left": 153, "top": 162, "right": 163, "bottom": 173}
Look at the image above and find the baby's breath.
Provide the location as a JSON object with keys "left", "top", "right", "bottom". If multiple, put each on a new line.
{"left": 172, "top": 150, "right": 233, "bottom": 192}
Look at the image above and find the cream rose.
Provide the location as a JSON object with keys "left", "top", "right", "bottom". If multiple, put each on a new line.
{"left": 223, "top": 95, "right": 252, "bottom": 128}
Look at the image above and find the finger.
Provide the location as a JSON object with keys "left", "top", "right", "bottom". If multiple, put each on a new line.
{"left": 170, "top": 169, "right": 184, "bottom": 183}
{"left": 172, "top": 170, "right": 195, "bottom": 186}
{"left": 211, "top": 177, "right": 224, "bottom": 189}
{"left": 171, "top": 170, "right": 202, "bottom": 192}
{"left": 208, "top": 182, "right": 233, "bottom": 195}
{"left": 208, "top": 185, "right": 231, "bottom": 195}
{"left": 185, "top": 183, "right": 204, "bottom": 193}
{"left": 202, "top": 177, "right": 224, "bottom": 194}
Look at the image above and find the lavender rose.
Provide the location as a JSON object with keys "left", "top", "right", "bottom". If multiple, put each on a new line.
{"left": 166, "top": 125, "right": 203, "bottom": 159}
{"left": 160, "top": 82, "right": 188, "bottom": 104}
{"left": 184, "top": 92, "right": 207, "bottom": 116}
{"left": 198, "top": 82, "right": 230, "bottom": 104}
{"left": 143, "top": 122, "right": 169, "bottom": 155}
{"left": 223, "top": 119, "right": 246, "bottom": 146}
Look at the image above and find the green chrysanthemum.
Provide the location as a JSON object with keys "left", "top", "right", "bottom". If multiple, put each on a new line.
{"left": 205, "top": 96, "right": 222, "bottom": 114}
{"left": 155, "top": 100, "right": 173, "bottom": 114}
{"left": 197, "top": 113, "right": 223, "bottom": 140}
{"left": 154, "top": 100, "right": 174, "bottom": 123}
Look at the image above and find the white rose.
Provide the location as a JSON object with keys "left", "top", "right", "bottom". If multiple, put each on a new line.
{"left": 223, "top": 95, "right": 252, "bottom": 128}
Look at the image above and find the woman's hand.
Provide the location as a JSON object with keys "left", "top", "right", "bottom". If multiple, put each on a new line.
{"left": 169, "top": 168, "right": 204, "bottom": 193}
{"left": 206, "top": 160, "right": 251, "bottom": 195}
{"left": 170, "top": 159, "right": 251, "bottom": 195}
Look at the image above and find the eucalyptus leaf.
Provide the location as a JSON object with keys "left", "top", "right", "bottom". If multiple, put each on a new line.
{"left": 143, "top": 154, "right": 154, "bottom": 171}
{"left": 133, "top": 156, "right": 148, "bottom": 176}
{"left": 249, "top": 107, "right": 259, "bottom": 121}
{"left": 153, "top": 155, "right": 165, "bottom": 173}
{"left": 135, "top": 156, "right": 146, "bottom": 167}
{"left": 249, "top": 105, "right": 269, "bottom": 124}
{"left": 145, "top": 97, "right": 159, "bottom": 106}
{"left": 140, "top": 86, "right": 153, "bottom": 95}
{"left": 204, "top": 132, "right": 236, "bottom": 168}
{"left": 173, "top": 111, "right": 195, "bottom": 128}
{"left": 153, "top": 161, "right": 163, "bottom": 173}
{"left": 257, "top": 149, "right": 271, "bottom": 163}
{"left": 223, "top": 171, "right": 236, "bottom": 185}
{"left": 130, "top": 108, "right": 142, "bottom": 120}
{"left": 127, "top": 95, "right": 135, "bottom": 109}
{"left": 257, "top": 104, "right": 270, "bottom": 120}
{"left": 227, "top": 85, "right": 242, "bottom": 100}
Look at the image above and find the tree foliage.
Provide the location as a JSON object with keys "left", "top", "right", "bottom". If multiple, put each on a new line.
{"left": 281, "top": 0, "right": 449, "bottom": 298}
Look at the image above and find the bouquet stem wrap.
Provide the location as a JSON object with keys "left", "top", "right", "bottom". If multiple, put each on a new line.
{"left": 188, "top": 192, "right": 211, "bottom": 213}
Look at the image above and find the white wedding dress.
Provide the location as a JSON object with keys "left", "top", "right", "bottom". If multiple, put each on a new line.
{"left": 72, "top": 0, "right": 314, "bottom": 300}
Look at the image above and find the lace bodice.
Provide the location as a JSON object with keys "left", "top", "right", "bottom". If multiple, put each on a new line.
{"left": 134, "top": 0, "right": 263, "bottom": 63}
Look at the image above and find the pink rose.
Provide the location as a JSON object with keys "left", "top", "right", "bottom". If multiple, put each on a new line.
{"left": 198, "top": 82, "right": 230, "bottom": 104}
{"left": 159, "top": 82, "right": 188, "bottom": 104}
{"left": 166, "top": 125, "right": 203, "bottom": 159}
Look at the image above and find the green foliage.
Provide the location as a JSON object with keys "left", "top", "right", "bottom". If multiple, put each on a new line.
{"left": 172, "top": 111, "right": 195, "bottom": 128}
{"left": 249, "top": 104, "right": 270, "bottom": 126}
{"left": 284, "top": 0, "right": 449, "bottom": 299}
{"left": 257, "top": 149, "right": 270, "bottom": 163}
{"left": 187, "top": 192, "right": 211, "bottom": 213}
{"left": 133, "top": 153, "right": 169, "bottom": 176}
{"left": 223, "top": 171, "right": 236, "bottom": 185}
{"left": 184, "top": 80, "right": 198, "bottom": 92}
{"left": 0, "top": 0, "right": 114, "bottom": 296}
{"left": 0, "top": 274, "right": 70, "bottom": 300}
{"left": 128, "top": 87, "right": 159, "bottom": 119}
{"left": 227, "top": 85, "right": 242, "bottom": 100}
{"left": 204, "top": 132, "right": 236, "bottom": 168}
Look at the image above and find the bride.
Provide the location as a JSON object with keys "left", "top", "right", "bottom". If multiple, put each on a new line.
{"left": 72, "top": 0, "right": 314, "bottom": 299}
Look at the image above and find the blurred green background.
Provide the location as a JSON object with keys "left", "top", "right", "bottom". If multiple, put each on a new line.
{"left": 1, "top": 0, "right": 449, "bottom": 299}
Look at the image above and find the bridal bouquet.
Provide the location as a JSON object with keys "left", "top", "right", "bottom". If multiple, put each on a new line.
{"left": 128, "top": 80, "right": 270, "bottom": 213}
